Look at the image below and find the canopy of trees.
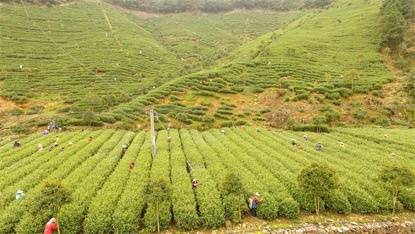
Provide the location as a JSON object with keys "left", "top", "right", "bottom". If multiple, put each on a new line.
{"left": 380, "top": 0, "right": 414, "bottom": 49}
{"left": 1, "top": 0, "right": 332, "bottom": 11}
{"left": 104, "top": 0, "right": 332, "bottom": 13}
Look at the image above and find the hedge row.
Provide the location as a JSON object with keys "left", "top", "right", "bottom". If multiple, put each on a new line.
{"left": 112, "top": 134, "right": 153, "bottom": 233}
{"left": 201, "top": 131, "right": 282, "bottom": 219}
{"left": 0, "top": 131, "right": 114, "bottom": 233}
{"left": 144, "top": 131, "right": 172, "bottom": 232}
{"left": 0, "top": 132, "right": 87, "bottom": 209}
{"left": 58, "top": 132, "right": 134, "bottom": 233}
{"left": 84, "top": 133, "right": 145, "bottom": 233}
{"left": 168, "top": 131, "right": 200, "bottom": 229}
{"left": 179, "top": 130, "right": 225, "bottom": 228}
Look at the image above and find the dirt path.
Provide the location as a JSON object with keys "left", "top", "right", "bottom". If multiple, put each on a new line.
{"left": 0, "top": 98, "right": 17, "bottom": 113}
{"left": 381, "top": 50, "right": 409, "bottom": 107}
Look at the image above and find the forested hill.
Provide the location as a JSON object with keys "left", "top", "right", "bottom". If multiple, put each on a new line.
{"left": 0, "top": 0, "right": 332, "bottom": 12}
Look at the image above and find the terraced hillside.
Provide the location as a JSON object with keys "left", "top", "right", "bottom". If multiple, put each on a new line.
{"left": 0, "top": 127, "right": 414, "bottom": 232}
{"left": 105, "top": 0, "right": 404, "bottom": 130}
{"left": 134, "top": 10, "right": 303, "bottom": 71}
{"left": 0, "top": 1, "right": 309, "bottom": 132}
{"left": 0, "top": 1, "right": 181, "bottom": 118}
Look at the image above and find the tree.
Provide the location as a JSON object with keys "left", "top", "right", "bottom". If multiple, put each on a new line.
{"left": 380, "top": 165, "right": 415, "bottom": 214}
{"left": 220, "top": 173, "right": 246, "bottom": 223}
{"left": 380, "top": 0, "right": 406, "bottom": 50}
{"left": 145, "top": 178, "right": 172, "bottom": 232}
{"left": 395, "top": 0, "right": 415, "bottom": 19}
{"left": 297, "top": 163, "right": 338, "bottom": 215}
{"left": 82, "top": 111, "right": 98, "bottom": 126}
{"left": 345, "top": 69, "right": 359, "bottom": 92}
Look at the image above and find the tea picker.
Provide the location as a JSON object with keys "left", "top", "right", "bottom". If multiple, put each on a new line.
{"left": 316, "top": 142, "right": 323, "bottom": 151}
{"left": 43, "top": 217, "right": 59, "bottom": 234}
{"left": 16, "top": 190, "right": 25, "bottom": 200}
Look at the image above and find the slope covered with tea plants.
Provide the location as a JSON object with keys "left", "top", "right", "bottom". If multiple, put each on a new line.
{"left": 0, "top": 1, "right": 309, "bottom": 133}
{"left": 103, "top": 0, "right": 404, "bottom": 130}
{"left": 0, "top": 127, "right": 414, "bottom": 232}
{"left": 0, "top": 1, "right": 181, "bottom": 124}
{"left": 134, "top": 10, "right": 303, "bottom": 71}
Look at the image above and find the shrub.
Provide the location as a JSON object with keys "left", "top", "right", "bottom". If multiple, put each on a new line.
{"left": 325, "top": 189, "right": 352, "bottom": 214}
{"left": 292, "top": 93, "right": 309, "bottom": 101}
{"left": 27, "top": 105, "right": 45, "bottom": 115}
{"left": 325, "top": 92, "right": 341, "bottom": 100}
{"left": 353, "top": 109, "right": 367, "bottom": 120}
{"left": 344, "top": 185, "right": 379, "bottom": 214}
{"left": 10, "top": 108, "right": 24, "bottom": 116}
{"left": 235, "top": 120, "right": 247, "bottom": 126}
{"left": 324, "top": 110, "right": 340, "bottom": 123}
{"left": 10, "top": 94, "right": 29, "bottom": 104}
{"left": 256, "top": 193, "right": 279, "bottom": 219}
{"left": 399, "top": 188, "right": 415, "bottom": 211}
{"left": 99, "top": 113, "right": 116, "bottom": 123}
{"left": 220, "top": 121, "right": 233, "bottom": 127}
{"left": 175, "top": 113, "right": 192, "bottom": 125}
{"left": 278, "top": 197, "right": 300, "bottom": 218}
{"left": 292, "top": 124, "right": 330, "bottom": 133}
{"left": 10, "top": 124, "right": 30, "bottom": 134}
{"left": 221, "top": 173, "right": 246, "bottom": 223}
{"left": 82, "top": 111, "right": 100, "bottom": 126}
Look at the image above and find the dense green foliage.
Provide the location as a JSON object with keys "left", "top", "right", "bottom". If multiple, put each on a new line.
{"left": 298, "top": 163, "right": 338, "bottom": 215}
{"left": 105, "top": 0, "right": 331, "bottom": 13}
{"left": 221, "top": 173, "right": 246, "bottom": 222}
{"left": 15, "top": 180, "right": 71, "bottom": 233}
{"left": 380, "top": 165, "right": 415, "bottom": 214}
{"left": 0, "top": 128, "right": 414, "bottom": 231}
{"left": 1, "top": 0, "right": 407, "bottom": 131}
{"left": 0, "top": 1, "right": 181, "bottom": 122}
{"left": 145, "top": 178, "right": 172, "bottom": 232}
{"left": 380, "top": 0, "right": 406, "bottom": 49}
{"left": 102, "top": 0, "right": 395, "bottom": 129}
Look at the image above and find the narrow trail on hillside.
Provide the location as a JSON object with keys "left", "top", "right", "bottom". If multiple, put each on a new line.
{"left": 95, "top": 0, "right": 123, "bottom": 48}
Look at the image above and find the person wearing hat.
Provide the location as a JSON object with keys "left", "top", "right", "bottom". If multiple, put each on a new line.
{"left": 129, "top": 162, "right": 135, "bottom": 170}
{"left": 249, "top": 192, "right": 262, "bottom": 216}
{"left": 37, "top": 143, "right": 44, "bottom": 152}
{"left": 15, "top": 190, "right": 25, "bottom": 200}
{"left": 316, "top": 142, "right": 323, "bottom": 151}
{"left": 13, "top": 141, "right": 21, "bottom": 148}
{"left": 291, "top": 139, "right": 297, "bottom": 146}
{"left": 43, "top": 217, "right": 59, "bottom": 234}
{"left": 192, "top": 179, "right": 199, "bottom": 189}
{"left": 122, "top": 144, "right": 128, "bottom": 152}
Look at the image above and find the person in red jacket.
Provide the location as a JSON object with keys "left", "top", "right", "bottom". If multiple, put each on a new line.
{"left": 43, "top": 218, "right": 58, "bottom": 234}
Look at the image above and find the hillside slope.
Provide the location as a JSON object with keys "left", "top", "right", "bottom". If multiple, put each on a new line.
{"left": 0, "top": 2, "right": 307, "bottom": 133}
{"left": 106, "top": 0, "right": 404, "bottom": 130}
{"left": 134, "top": 10, "right": 303, "bottom": 71}
{"left": 1, "top": 0, "right": 410, "bottom": 132}
{"left": 0, "top": 1, "right": 181, "bottom": 118}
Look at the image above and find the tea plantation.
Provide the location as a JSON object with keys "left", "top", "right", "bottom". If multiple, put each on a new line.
{"left": 99, "top": 0, "right": 396, "bottom": 129}
{"left": 0, "top": 1, "right": 181, "bottom": 113}
{"left": 0, "top": 0, "right": 401, "bottom": 132}
{"left": 0, "top": 127, "right": 414, "bottom": 232}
